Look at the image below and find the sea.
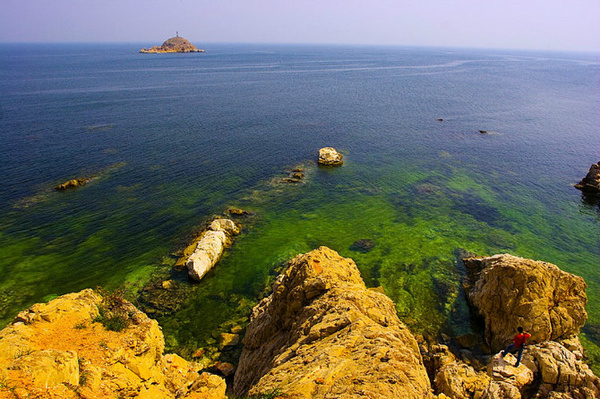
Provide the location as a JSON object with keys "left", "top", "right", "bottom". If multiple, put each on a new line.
{"left": 0, "top": 43, "right": 599, "bottom": 364}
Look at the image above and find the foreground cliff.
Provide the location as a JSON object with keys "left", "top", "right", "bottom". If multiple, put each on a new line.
{"left": 233, "top": 246, "right": 433, "bottom": 398}
{"left": 0, "top": 289, "right": 225, "bottom": 399}
{"left": 426, "top": 253, "right": 599, "bottom": 399}
{"left": 463, "top": 254, "right": 588, "bottom": 352}
{"left": 1, "top": 249, "right": 598, "bottom": 399}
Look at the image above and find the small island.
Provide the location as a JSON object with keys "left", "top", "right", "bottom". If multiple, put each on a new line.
{"left": 140, "top": 35, "right": 205, "bottom": 53}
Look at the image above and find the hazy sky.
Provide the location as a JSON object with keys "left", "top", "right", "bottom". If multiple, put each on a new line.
{"left": 1, "top": 0, "right": 599, "bottom": 52}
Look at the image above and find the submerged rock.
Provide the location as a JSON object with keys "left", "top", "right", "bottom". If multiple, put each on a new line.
{"left": 349, "top": 238, "right": 376, "bottom": 253}
{"left": 463, "top": 254, "right": 587, "bottom": 352}
{"left": 0, "top": 289, "right": 226, "bottom": 399}
{"left": 318, "top": 147, "right": 343, "bottom": 166}
{"left": 233, "top": 246, "right": 432, "bottom": 398}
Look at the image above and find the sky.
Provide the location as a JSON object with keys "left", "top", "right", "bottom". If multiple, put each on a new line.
{"left": 1, "top": 0, "right": 599, "bottom": 52}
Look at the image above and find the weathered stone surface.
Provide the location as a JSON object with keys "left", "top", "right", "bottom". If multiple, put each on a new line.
{"left": 435, "top": 361, "right": 492, "bottom": 399}
{"left": 140, "top": 36, "right": 205, "bottom": 53}
{"left": 487, "top": 353, "right": 534, "bottom": 388}
{"left": 521, "top": 341, "right": 600, "bottom": 397}
{"left": 574, "top": 162, "right": 600, "bottom": 193}
{"left": 0, "top": 289, "right": 226, "bottom": 399}
{"left": 186, "top": 218, "right": 239, "bottom": 281}
{"left": 463, "top": 254, "right": 587, "bottom": 352}
{"left": 233, "top": 246, "right": 432, "bottom": 398}
{"left": 318, "top": 147, "right": 343, "bottom": 166}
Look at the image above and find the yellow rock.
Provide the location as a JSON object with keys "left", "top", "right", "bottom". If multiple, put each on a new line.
{"left": 234, "top": 246, "right": 433, "bottom": 398}
{"left": 0, "top": 289, "right": 227, "bottom": 399}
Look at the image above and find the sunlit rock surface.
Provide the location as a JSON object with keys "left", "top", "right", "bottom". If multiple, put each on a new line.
{"left": 233, "top": 246, "right": 433, "bottom": 398}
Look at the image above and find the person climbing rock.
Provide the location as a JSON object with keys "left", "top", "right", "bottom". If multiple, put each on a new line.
{"left": 501, "top": 326, "right": 531, "bottom": 367}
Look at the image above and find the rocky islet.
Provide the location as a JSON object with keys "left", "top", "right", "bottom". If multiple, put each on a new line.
{"left": 140, "top": 36, "right": 205, "bottom": 53}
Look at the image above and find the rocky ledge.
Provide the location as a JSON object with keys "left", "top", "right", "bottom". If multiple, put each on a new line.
{"left": 0, "top": 289, "right": 226, "bottom": 399}
{"left": 140, "top": 36, "right": 205, "bottom": 54}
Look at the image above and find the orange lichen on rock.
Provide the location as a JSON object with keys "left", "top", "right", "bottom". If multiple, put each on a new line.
{"left": 0, "top": 289, "right": 226, "bottom": 399}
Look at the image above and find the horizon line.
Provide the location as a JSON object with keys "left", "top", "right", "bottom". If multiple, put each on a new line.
{"left": 0, "top": 41, "right": 599, "bottom": 55}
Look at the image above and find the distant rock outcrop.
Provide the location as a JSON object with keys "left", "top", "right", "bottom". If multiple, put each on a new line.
{"left": 140, "top": 36, "right": 205, "bottom": 53}
{"left": 462, "top": 254, "right": 587, "bottom": 353}
{"left": 318, "top": 147, "right": 343, "bottom": 166}
{"left": 575, "top": 162, "right": 600, "bottom": 194}
{"left": 55, "top": 178, "right": 91, "bottom": 191}
{"left": 0, "top": 289, "right": 226, "bottom": 399}
{"left": 233, "top": 246, "right": 433, "bottom": 398}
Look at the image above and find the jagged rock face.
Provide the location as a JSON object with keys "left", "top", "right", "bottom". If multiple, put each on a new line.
{"left": 521, "top": 341, "right": 600, "bottom": 398}
{"left": 233, "top": 246, "right": 432, "bottom": 398}
{"left": 0, "top": 289, "right": 226, "bottom": 399}
{"left": 575, "top": 162, "right": 600, "bottom": 193}
{"left": 463, "top": 254, "right": 587, "bottom": 352}
{"left": 318, "top": 147, "right": 343, "bottom": 166}
{"left": 431, "top": 343, "right": 599, "bottom": 399}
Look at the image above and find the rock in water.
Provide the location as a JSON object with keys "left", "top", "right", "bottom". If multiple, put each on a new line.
{"left": 140, "top": 36, "right": 205, "bottom": 53}
{"left": 349, "top": 238, "right": 375, "bottom": 253}
{"left": 318, "top": 147, "right": 343, "bottom": 166}
{"left": 463, "top": 254, "right": 587, "bottom": 352}
{"left": 233, "top": 246, "right": 432, "bottom": 398}
{"left": 575, "top": 162, "right": 600, "bottom": 193}
{"left": 185, "top": 218, "right": 240, "bottom": 281}
{"left": 55, "top": 178, "right": 90, "bottom": 190}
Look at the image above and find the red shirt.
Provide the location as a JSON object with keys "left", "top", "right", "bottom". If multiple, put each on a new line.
{"left": 512, "top": 332, "right": 531, "bottom": 348}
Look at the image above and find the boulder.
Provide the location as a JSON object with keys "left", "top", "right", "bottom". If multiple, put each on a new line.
{"left": 318, "top": 147, "right": 343, "bottom": 166}
{"left": 575, "top": 162, "right": 600, "bottom": 193}
{"left": 0, "top": 289, "right": 226, "bottom": 399}
{"left": 233, "top": 246, "right": 432, "bottom": 398}
{"left": 185, "top": 218, "right": 239, "bottom": 281}
{"left": 463, "top": 254, "right": 587, "bottom": 352}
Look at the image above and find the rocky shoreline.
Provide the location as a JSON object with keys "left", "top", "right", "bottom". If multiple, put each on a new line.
{"left": 1, "top": 247, "right": 598, "bottom": 398}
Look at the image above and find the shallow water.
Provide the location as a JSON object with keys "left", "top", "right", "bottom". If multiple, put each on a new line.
{"left": 0, "top": 43, "right": 598, "bottom": 362}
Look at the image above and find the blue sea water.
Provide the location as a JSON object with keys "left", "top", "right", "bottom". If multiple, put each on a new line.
{"left": 0, "top": 43, "right": 599, "bottom": 360}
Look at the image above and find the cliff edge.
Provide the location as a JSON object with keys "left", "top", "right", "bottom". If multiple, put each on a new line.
{"left": 233, "top": 246, "right": 433, "bottom": 398}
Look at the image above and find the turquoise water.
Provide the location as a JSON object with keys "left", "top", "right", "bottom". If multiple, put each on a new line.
{"left": 0, "top": 44, "right": 598, "bottom": 363}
